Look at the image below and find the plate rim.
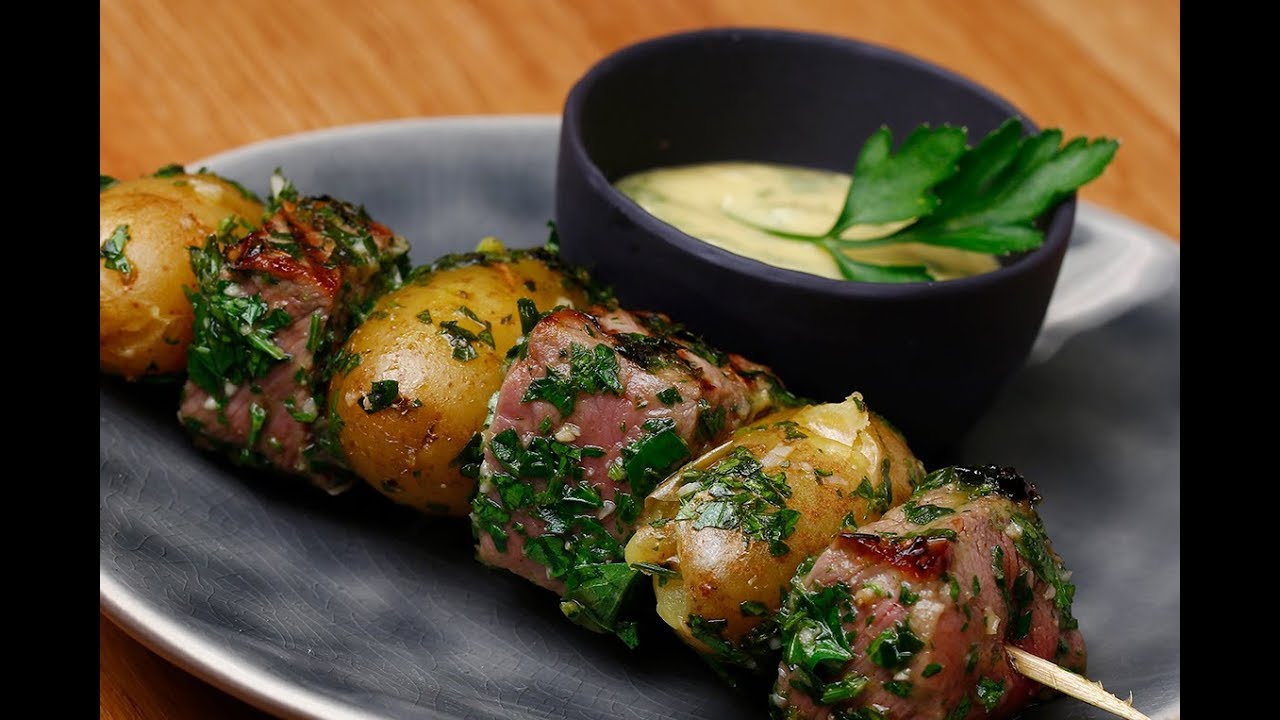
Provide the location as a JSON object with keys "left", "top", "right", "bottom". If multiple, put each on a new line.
{"left": 101, "top": 114, "right": 1179, "bottom": 720}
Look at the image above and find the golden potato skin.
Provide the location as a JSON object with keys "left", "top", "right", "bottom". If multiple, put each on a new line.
{"left": 331, "top": 255, "right": 587, "bottom": 515}
{"left": 625, "top": 394, "right": 923, "bottom": 657}
{"left": 100, "top": 174, "right": 264, "bottom": 378}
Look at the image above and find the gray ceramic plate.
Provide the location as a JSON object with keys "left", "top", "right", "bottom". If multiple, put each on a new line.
{"left": 100, "top": 116, "right": 1180, "bottom": 720}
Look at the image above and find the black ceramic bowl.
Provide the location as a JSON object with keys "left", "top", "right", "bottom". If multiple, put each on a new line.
{"left": 554, "top": 28, "right": 1076, "bottom": 460}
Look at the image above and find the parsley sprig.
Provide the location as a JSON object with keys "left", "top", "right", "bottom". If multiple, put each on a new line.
{"left": 728, "top": 119, "right": 1118, "bottom": 283}
{"left": 184, "top": 233, "right": 293, "bottom": 402}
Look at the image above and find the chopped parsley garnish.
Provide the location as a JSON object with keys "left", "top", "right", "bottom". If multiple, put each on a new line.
{"left": 946, "top": 696, "right": 973, "bottom": 720}
{"left": 723, "top": 119, "right": 1118, "bottom": 282}
{"left": 1008, "top": 512, "right": 1078, "bottom": 629}
{"left": 695, "top": 400, "right": 727, "bottom": 442}
{"left": 882, "top": 680, "right": 913, "bottom": 698}
{"left": 922, "top": 662, "right": 943, "bottom": 678}
{"left": 774, "top": 419, "right": 809, "bottom": 440}
{"left": 359, "top": 379, "right": 400, "bottom": 414}
{"left": 631, "top": 562, "right": 678, "bottom": 586}
{"left": 558, "top": 562, "right": 641, "bottom": 647}
{"left": 819, "top": 675, "right": 869, "bottom": 704}
{"left": 100, "top": 224, "right": 134, "bottom": 280}
{"left": 657, "top": 386, "right": 683, "bottom": 405}
{"left": 242, "top": 402, "right": 267, "bottom": 463}
{"left": 100, "top": 174, "right": 118, "bottom": 192}
{"left": 902, "top": 501, "right": 956, "bottom": 525}
{"left": 635, "top": 312, "right": 728, "bottom": 366}
{"left": 193, "top": 167, "right": 262, "bottom": 202}
{"left": 688, "top": 615, "right": 756, "bottom": 667}
{"left": 152, "top": 162, "right": 185, "bottom": 177}
{"left": 522, "top": 342, "right": 624, "bottom": 417}
{"left": 898, "top": 583, "right": 920, "bottom": 605}
{"left": 739, "top": 600, "right": 769, "bottom": 617}
{"left": 306, "top": 312, "right": 324, "bottom": 353}
{"left": 473, "top": 415, "right": 683, "bottom": 643}
{"left": 416, "top": 309, "right": 433, "bottom": 324}
{"left": 852, "top": 462, "right": 894, "bottom": 515}
{"left": 777, "top": 573, "right": 859, "bottom": 701}
{"left": 1010, "top": 569, "right": 1035, "bottom": 639}
{"left": 451, "top": 431, "right": 484, "bottom": 480}
{"left": 328, "top": 348, "right": 361, "bottom": 376}
{"left": 184, "top": 235, "right": 292, "bottom": 401}
{"left": 620, "top": 417, "right": 692, "bottom": 497}
{"left": 516, "top": 297, "right": 541, "bottom": 335}
{"left": 976, "top": 677, "right": 1006, "bottom": 711}
{"left": 438, "top": 306, "right": 495, "bottom": 361}
{"left": 992, "top": 545, "right": 1010, "bottom": 606}
{"left": 283, "top": 396, "right": 319, "bottom": 423}
{"left": 867, "top": 620, "right": 924, "bottom": 670}
{"left": 674, "top": 446, "right": 798, "bottom": 556}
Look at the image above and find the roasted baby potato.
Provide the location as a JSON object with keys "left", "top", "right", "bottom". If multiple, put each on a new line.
{"left": 330, "top": 248, "right": 592, "bottom": 515}
{"left": 100, "top": 171, "right": 264, "bottom": 378}
{"left": 624, "top": 394, "right": 923, "bottom": 669}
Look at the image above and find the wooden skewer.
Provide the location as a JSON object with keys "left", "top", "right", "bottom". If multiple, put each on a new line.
{"left": 1005, "top": 645, "right": 1152, "bottom": 720}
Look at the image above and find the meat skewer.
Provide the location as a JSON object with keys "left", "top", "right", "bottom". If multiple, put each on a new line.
{"left": 625, "top": 393, "right": 924, "bottom": 673}
{"left": 470, "top": 304, "right": 798, "bottom": 642}
{"left": 178, "top": 177, "right": 409, "bottom": 493}
{"left": 772, "top": 465, "right": 1148, "bottom": 720}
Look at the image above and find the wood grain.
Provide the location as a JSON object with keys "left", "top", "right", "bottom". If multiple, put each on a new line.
{"left": 100, "top": 1, "right": 1179, "bottom": 717}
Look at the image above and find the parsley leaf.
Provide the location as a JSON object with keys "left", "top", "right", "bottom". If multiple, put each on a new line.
{"left": 657, "top": 387, "right": 683, "bottom": 405}
{"left": 558, "top": 562, "right": 641, "bottom": 644}
{"left": 100, "top": 175, "right": 118, "bottom": 192}
{"left": 888, "top": 119, "right": 1119, "bottom": 254}
{"left": 674, "top": 446, "right": 798, "bottom": 556}
{"left": 867, "top": 620, "right": 925, "bottom": 669}
{"left": 438, "top": 306, "right": 494, "bottom": 361}
{"left": 902, "top": 501, "right": 956, "bottom": 525}
{"left": 977, "top": 677, "right": 1006, "bottom": 711}
{"left": 723, "top": 119, "right": 1117, "bottom": 283}
{"left": 152, "top": 162, "right": 185, "bottom": 178}
{"left": 521, "top": 342, "right": 626, "bottom": 418}
{"left": 100, "top": 224, "right": 134, "bottom": 280}
{"left": 359, "top": 379, "right": 400, "bottom": 414}
{"left": 621, "top": 417, "right": 691, "bottom": 497}
{"left": 829, "top": 124, "right": 968, "bottom": 231}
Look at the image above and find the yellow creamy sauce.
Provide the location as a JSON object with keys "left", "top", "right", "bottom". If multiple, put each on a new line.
{"left": 615, "top": 162, "right": 999, "bottom": 281}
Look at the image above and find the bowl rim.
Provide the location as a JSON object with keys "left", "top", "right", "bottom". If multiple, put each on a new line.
{"left": 561, "top": 26, "right": 1078, "bottom": 300}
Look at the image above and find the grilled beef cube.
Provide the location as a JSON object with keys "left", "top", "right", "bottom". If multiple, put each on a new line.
{"left": 471, "top": 305, "right": 797, "bottom": 641}
{"left": 178, "top": 189, "right": 409, "bottom": 493}
{"left": 774, "top": 466, "right": 1085, "bottom": 720}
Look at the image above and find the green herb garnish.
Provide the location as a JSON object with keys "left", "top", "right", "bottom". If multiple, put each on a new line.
{"left": 100, "top": 224, "right": 134, "bottom": 280}
{"left": 977, "top": 677, "right": 1006, "bottom": 711}
{"left": 522, "top": 342, "right": 625, "bottom": 417}
{"left": 359, "top": 379, "right": 400, "bottom": 414}
{"left": 438, "top": 306, "right": 495, "bottom": 361}
{"left": 866, "top": 620, "right": 925, "bottom": 670}
{"left": 883, "top": 680, "right": 913, "bottom": 698}
{"left": 726, "top": 119, "right": 1118, "bottom": 282}
{"left": 153, "top": 162, "right": 185, "bottom": 178}
{"left": 184, "top": 235, "right": 292, "bottom": 401}
{"left": 819, "top": 675, "right": 869, "bottom": 704}
{"left": 674, "top": 446, "right": 799, "bottom": 556}
{"left": 902, "top": 501, "right": 956, "bottom": 525}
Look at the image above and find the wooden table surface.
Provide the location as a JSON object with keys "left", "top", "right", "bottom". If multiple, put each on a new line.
{"left": 99, "top": 1, "right": 1180, "bottom": 717}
